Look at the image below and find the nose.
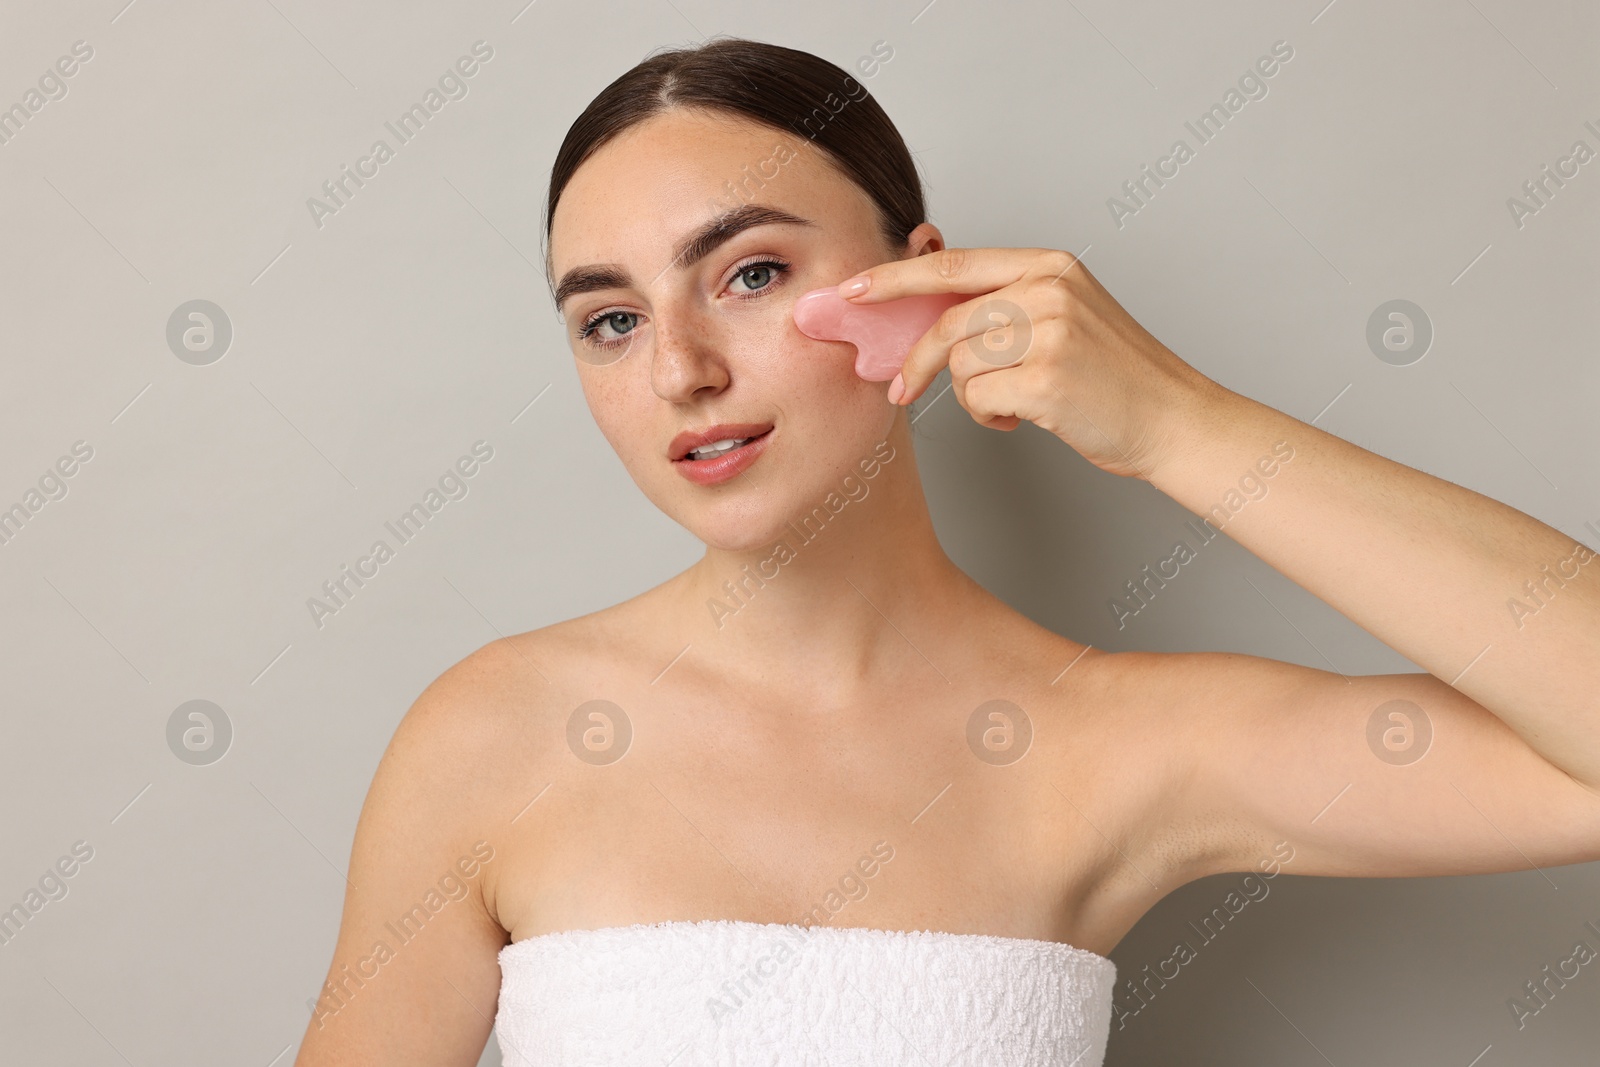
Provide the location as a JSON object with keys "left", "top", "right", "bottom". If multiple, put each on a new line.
{"left": 649, "top": 305, "right": 730, "bottom": 404}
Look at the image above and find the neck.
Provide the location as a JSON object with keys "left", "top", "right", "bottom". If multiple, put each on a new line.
{"left": 663, "top": 418, "right": 984, "bottom": 700}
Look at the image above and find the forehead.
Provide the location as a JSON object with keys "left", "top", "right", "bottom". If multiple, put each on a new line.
{"left": 548, "top": 107, "right": 864, "bottom": 271}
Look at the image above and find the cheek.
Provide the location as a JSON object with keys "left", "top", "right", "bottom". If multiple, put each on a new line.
{"left": 750, "top": 298, "right": 882, "bottom": 405}
{"left": 765, "top": 329, "right": 895, "bottom": 457}
{"left": 809, "top": 354, "right": 883, "bottom": 412}
{"left": 576, "top": 366, "right": 650, "bottom": 464}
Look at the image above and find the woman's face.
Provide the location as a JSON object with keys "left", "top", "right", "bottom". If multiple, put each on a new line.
{"left": 549, "top": 107, "right": 933, "bottom": 552}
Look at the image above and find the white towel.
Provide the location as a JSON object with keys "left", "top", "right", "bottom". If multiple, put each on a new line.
{"left": 493, "top": 919, "right": 1116, "bottom": 1066}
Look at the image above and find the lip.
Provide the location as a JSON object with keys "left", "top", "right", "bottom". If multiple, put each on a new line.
{"left": 670, "top": 425, "right": 774, "bottom": 486}
{"left": 668, "top": 422, "right": 775, "bottom": 460}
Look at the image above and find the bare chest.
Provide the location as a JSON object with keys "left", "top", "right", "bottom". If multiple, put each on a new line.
{"left": 482, "top": 662, "right": 1167, "bottom": 956}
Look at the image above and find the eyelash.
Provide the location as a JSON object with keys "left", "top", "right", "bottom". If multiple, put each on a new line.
{"left": 576, "top": 257, "right": 793, "bottom": 351}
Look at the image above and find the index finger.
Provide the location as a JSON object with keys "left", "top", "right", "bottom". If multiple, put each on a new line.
{"left": 837, "top": 246, "right": 1046, "bottom": 303}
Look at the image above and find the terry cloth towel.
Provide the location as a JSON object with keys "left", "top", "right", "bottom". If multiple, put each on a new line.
{"left": 493, "top": 918, "right": 1116, "bottom": 1066}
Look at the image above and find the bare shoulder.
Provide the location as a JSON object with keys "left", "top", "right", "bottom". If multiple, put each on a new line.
{"left": 388, "top": 596, "right": 675, "bottom": 820}
{"left": 295, "top": 621, "right": 617, "bottom": 1061}
{"left": 1025, "top": 643, "right": 1293, "bottom": 886}
{"left": 1073, "top": 646, "right": 1600, "bottom": 884}
{"left": 1070, "top": 645, "right": 1301, "bottom": 717}
{"left": 954, "top": 620, "right": 1269, "bottom": 921}
{"left": 390, "top": 613, "right": 618, "bottom": 779}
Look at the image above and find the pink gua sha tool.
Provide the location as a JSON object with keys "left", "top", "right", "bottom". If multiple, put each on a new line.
{"left": 792, "top": 286, "right": 967, "bottom": 382}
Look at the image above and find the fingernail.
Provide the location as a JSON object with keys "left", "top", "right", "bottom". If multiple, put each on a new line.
{"left": 887, "top": 373, "right": 905, "bottom": 404}
{"left": 839, "top": 275, "right": 870, "bottom": 298}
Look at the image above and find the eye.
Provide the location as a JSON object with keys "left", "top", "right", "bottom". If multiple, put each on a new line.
{"left": 728, "top": 258, "right": 790, "bottom": 295}
{"left": 577, "top": 309, "right": 639, "bottom": 351}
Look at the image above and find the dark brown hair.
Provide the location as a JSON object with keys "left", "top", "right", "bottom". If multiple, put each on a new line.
{"left": 542, "top": 36, "right": 926, "bottom": 277}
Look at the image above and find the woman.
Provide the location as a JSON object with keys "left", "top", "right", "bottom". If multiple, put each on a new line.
{"left": 294, "top": 37, "right": 1600, "bottom": 1067}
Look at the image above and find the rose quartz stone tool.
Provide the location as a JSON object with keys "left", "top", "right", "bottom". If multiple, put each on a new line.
{"left": 792, "top": 286, "right": 967, "bottom": 381}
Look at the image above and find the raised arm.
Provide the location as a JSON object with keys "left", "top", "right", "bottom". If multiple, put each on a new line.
{"left": 1141, "top": 386, "right": 1600, "bottom": 878}
{"left": 840, "top": 243, "right": 1600, "bottom": 878}
{"left": 1128, "top": 649, "right": 1600, "bottom": 882}
{"left": 1149, "top": 384, "right": 1600, "bottom": 794}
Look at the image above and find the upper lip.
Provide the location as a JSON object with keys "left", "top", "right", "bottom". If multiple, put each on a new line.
{"left": 669, "top": 422, "right": 774, "bottom": 460}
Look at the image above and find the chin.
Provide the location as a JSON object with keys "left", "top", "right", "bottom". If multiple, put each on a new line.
{"left": 682, "top": 455, "right": 895, "bottom": 555}
{"left": 638, "top": 406, "right": 900, "bottom": 552}
{"left": 680, "top": 497, "right": 805, "bottom": 554}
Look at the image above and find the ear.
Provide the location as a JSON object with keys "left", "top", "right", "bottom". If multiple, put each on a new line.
{"left": 901, "top": 222, "right": 945, "bottom": 260}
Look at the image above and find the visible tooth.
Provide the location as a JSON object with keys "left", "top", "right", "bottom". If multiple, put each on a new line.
{"left": 691, "top": 437, "right": 747, "bottom": 456}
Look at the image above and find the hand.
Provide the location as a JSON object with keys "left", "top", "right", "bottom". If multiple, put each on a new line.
{"left": 838, "top": 247, "right": 1221, "bottom": 480}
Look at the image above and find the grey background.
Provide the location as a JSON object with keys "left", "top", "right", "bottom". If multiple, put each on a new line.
{"left": 1, "top": 0, "right": 1596, "bottom": 1064}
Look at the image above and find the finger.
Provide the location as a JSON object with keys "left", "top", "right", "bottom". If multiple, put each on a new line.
{"left": 970, "top": 412, "right": 1021, "bottom": 431}
{"left": 957, "top": 363, "right": 1028, "bottom": 432}
{"left": 896, "top": 287, "right": 1037, "bottom": 406}
{"left": 947, "top": 341, "right": 1024, "bottom": 431}
{"left": 839, "top": 246, "right": 1045, "bottom": 303}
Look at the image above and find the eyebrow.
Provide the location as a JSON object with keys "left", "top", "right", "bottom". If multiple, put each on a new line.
{"left": 553, "top": 204, "right": 816, "bottom": 313}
